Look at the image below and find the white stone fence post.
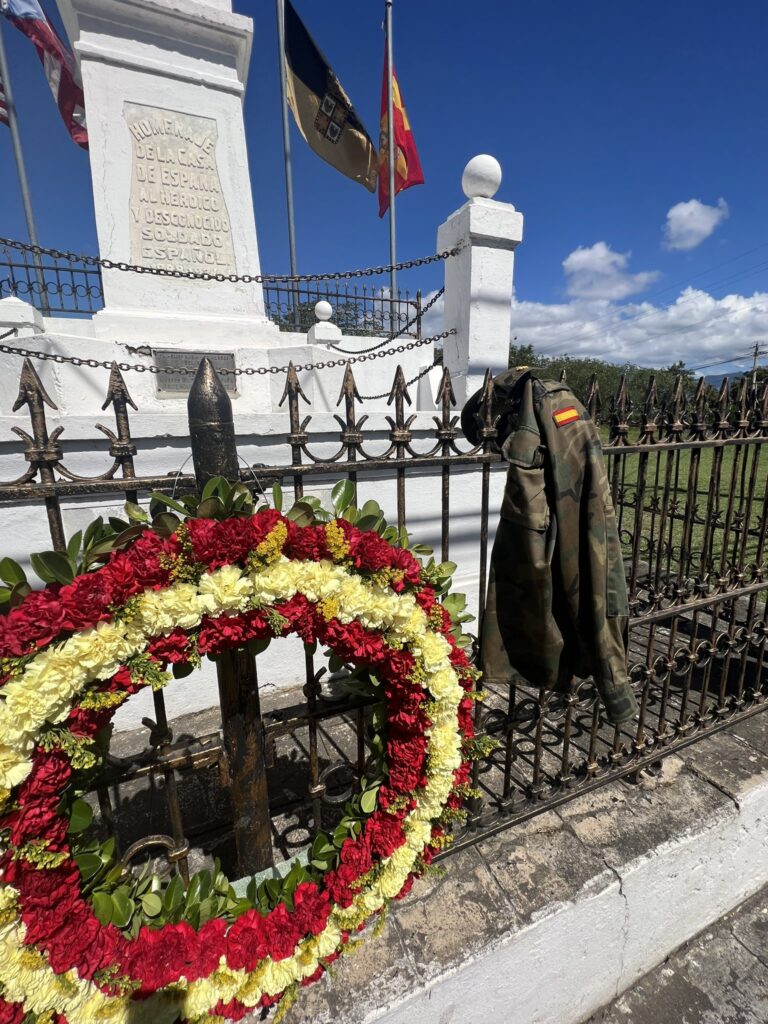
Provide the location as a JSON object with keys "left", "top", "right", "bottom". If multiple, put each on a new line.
{"left": 437, "top": 155, "right": 524, "bottom": 407}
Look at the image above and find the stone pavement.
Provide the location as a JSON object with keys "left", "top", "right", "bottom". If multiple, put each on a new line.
{"left": 588, "top": 884, "right": 768, "bottom": 1024}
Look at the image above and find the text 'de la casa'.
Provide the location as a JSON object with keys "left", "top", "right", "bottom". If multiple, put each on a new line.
{"left": 125, "top": 103, "right": 236, "bottom": 276}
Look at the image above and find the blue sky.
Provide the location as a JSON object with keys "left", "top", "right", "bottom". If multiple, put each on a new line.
{"left": 1, "top": 0, "right": 767, "bottom": 371}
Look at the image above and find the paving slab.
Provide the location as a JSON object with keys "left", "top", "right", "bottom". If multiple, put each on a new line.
{"left": 556, "top": 760, "right": 731, "bottom": 867}
{"left": 588, "top": 885, "right": 768, "bottom": 1024}
{"left": 393, "top": 845, "right": 520, "bottom": 981}
{"left": 682, "top": 728, "right": 768, "bottom": 802}
{"left": 476, "top": 809, "right": 614, "bottom": 922}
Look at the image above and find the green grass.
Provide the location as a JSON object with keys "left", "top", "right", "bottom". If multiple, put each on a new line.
{"left": 599, "top": 431, "right": 768, "bottom": 575}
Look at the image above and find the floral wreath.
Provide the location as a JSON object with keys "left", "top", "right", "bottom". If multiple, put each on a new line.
{"left": 0, "top": 479, "right": 481, "bottom": 1024}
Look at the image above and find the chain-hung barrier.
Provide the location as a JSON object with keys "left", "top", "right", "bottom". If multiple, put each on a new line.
{"left": 0, "top": 236, "right": 462, "bottom": 284}
{"left": 0, "top": 328, "right": 455, "bottom": 383}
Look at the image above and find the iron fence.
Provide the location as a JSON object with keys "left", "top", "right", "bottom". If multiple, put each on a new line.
{"left": 0, "top": 242, "right": 104, "bottom": 316}
{"left": 0, "top": 356, "right": 766, "bottom": 881}
{"left": 262, "top": 279, "right": 422, "bottom": 337}
{"left": 0, "top": 240, "right": 422, "bottom": 338}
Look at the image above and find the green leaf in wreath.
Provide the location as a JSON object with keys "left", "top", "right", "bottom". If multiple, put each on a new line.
{"left": 140, "top": 892, "right": 163, "bottom": 918}
{"left": 360, "top": 785, "right": 380, "bottom": 815}
{"left": 75, "top": 852, "right": 103, "bottom": 881}
{"left": 111, "top": 890, "right": 136, "bottom": 929}
{"left": 164, "top": 874, "right": 184, "bottom": 913}
{"left": 272, "top": 482, "right": 283, "bottom": 512}
{"left": 286, "top": 500, "right": 315, "bottom": 527}
{"left": 196, "top": 497, "right": 226, "bottom": 519}
{"left": 331, "top": 479, "right": 355, "bottom": 513}
{"left": 92, "top": 891, "right": 114, "bottom": 925}
{"left": 30, "top": 551, "right": 75, "bottom": 586}
{"left": 68, "top": 798, "right": 94, "bottom": 834}
{"left": 124, "top": 502, "right": 149, "bottom": 524}
{"left": 0, "top": 557, "right": 26, "bottom": 587}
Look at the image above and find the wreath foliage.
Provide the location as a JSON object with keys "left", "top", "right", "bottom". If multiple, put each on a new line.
{"left": 0, "top": 480, "right": 479, "bottom": 1024}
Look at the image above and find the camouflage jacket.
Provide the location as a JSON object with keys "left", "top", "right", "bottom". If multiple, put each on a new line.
{"left": 462, "top": 369, "right": 638, "bottom": 725}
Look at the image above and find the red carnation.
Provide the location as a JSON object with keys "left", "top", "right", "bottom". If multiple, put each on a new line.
{"left": 187, "top": 518, "right": 254, "bottom": 569}
{"left": 0, "top": 997, "right": 26, "bottom": 1024}
{"left": 283, "top": 522, "right": 329, "bottom": 561}
{"left": 22, "top": 751, "right": 71, "bottom": 799}
{"left": 226, "top": 910, "right": 269, "bottom": 972}
{"left": 123, "top": 531, "right": 177, "bottom": 590}
{"left": 366, "top": 811, "right": 406, "bottom": 860}
{"left": 387, "top": 735, "right": 428, "bottom": 793}
{"left": 263, "top": 902, "right": 302, "bottom": 961}
{"left": 338, "top": 836, "right": 372, "bottom": 878}
{"left": 195, "top": 916, "right": 228, "bottom": 979}
{"left": 388, "top": 546, "right": 421, "bottom": 585}
{"left": 58, "top": 572, "right": 118, "bottom": 631}
{"left": 129, "top": 922, "right": 198, "bottom": 992}
{"left": 148, "top": 629, "right": 190, "bottom": 664}
{"left": 291, "top": 882, "right": 331, "bottom": 937}
{"left": 212, "top": 1000, "right": 250, "bottom": 1022}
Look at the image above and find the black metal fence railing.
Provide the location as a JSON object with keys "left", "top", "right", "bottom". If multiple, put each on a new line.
{"left": 0, "top": 242, "right": 423, "bottom": 339}
{"left": 0, "top": 243, "right": 104, "bottom": 316}
{"left": 262, "top": 280, "right": 422, "bottom": 338}
{"left": 0, "top": 356, "right": 766, "bottom": 881}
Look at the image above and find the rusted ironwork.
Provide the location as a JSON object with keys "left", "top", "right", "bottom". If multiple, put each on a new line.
{"left": 188, "top": 358, "right": 274, "bottom": 875}
{"left": 0, "top": 357, "right": 766, "bottom": 877}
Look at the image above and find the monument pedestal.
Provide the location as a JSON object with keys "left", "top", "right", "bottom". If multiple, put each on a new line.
{"left": 59, "top": 0, "right": 278, "bottom": 347}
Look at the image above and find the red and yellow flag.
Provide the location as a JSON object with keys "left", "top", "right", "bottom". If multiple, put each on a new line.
{"left": 378, "top": 53, "right": 424, "bottom": 217}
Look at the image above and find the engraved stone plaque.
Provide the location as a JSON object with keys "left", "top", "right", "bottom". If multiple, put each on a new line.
{"left": 126, "top": 103, "right": 236, "bottom": 276}
{"left": 153, "top": 350, "right": 237, "bottom": 395}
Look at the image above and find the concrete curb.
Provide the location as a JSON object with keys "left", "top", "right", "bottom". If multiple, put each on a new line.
{"left": 294, "top": 713, "right": 768, "bottom": 1024}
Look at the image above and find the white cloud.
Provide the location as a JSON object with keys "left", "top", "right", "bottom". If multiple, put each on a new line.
{"left": 663, "top": 198, "right": 729, "bottom": 251}
{"left": 511, "top": 288, "right": 768, "bottom": 371}
{"left": 562, "top": 242, "right": 660, "bottom": 300}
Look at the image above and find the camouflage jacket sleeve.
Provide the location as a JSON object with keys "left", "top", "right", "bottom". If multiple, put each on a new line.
{"left": 477, "top": 372, "right": 638, "bottom": 725}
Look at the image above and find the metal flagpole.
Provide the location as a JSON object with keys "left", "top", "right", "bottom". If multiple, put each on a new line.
{"left": 276, "top": 0, "right": 300, "bottom": 329}
{"left": 385, "top": 0, "right": 396, "bottom": 327}
{"left": 0, "top": 16, "right": 49, "bottom": 314}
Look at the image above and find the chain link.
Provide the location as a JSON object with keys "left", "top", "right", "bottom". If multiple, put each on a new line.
{"left": 358, "top": 363, "right": 438, "bottom": 401}
{"left": 326, "top": 287, "right": 445, "bottom": 356}
{"left": 0, "top": 329, "right": 456, "bottom": 378}
{"left": 0, "top": 236, "right": 461, "bottom": 284}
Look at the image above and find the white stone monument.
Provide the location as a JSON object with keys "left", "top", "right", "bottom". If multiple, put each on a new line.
{"left": 57, "top": 0, "right": 278, "bottom": 349}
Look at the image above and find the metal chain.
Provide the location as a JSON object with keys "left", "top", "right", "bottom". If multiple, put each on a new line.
{"left": 358, "top": 362, "right": 438, "bottom": 401}
{"left": 0, "top": 236, "right": 461, "bottom": 284}
{"left": 0, "top": 328, "right": 456, "bottom": 377}
{"left": 327, "top": 287, "right": 445, "bottom": 356}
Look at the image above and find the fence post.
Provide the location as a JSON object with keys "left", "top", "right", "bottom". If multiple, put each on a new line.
{"left": 436, "top": 154, "right": 523, "bottom": 406}
{"left": 188, "top": 357, "right": 274, "bottom": 876}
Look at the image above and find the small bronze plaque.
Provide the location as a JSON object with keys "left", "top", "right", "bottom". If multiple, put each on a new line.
{"left": 153, "top": 350, "right": 237, "bottom": 395}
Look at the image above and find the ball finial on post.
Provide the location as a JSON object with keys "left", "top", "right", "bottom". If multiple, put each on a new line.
{"left": 461, "top": 154, "right": 503, "bottom": 199}
{"left": 314, "top": 300, "right": 333, "bottom": 322}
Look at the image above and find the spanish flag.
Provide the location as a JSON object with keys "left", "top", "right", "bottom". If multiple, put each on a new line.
{"left": 378, "top": 51, "right": 424, "bottom": 217}
{"left": 283, "top": 0, "right": 377, "bottom": 192}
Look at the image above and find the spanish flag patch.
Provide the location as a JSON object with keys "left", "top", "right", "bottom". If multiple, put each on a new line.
{"left": 553, "top": 406, "right": 580, "bottom": 428}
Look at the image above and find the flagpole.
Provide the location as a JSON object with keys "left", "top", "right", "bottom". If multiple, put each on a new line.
{"left": 275, "top": 0, "right": 300, "bottom": 329}
{"left": 385, "top": 0, "right": 396, "bottom": 326}
{"left": 0, "top": 17, "right": 49, "bottom": 315}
